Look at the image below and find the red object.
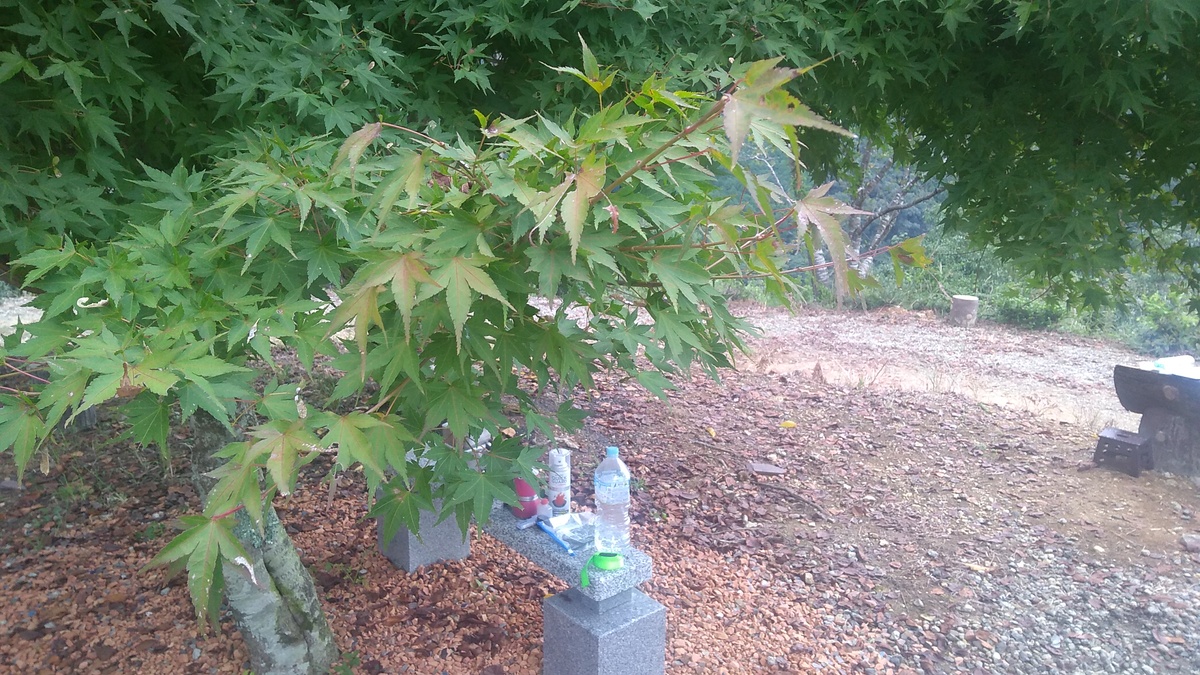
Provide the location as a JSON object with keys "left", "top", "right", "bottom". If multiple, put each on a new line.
{"left": 512, "top": 478, "right": 539, "bottom": 518}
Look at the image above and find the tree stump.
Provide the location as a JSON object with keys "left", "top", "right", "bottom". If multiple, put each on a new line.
{"left": 949, "top": 295, "right": 979, "bottom": 327}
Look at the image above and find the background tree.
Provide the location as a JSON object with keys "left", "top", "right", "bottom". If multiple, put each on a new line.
{"left": 4, "top": 1, "right": 1199, "bottom": 302}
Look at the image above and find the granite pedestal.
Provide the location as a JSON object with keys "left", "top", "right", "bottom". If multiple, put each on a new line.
{"left": 376, "top": 502, "right": 470, "bottom": 573}
{"left": 543, "top": 589, "right": 666, "bottom": 675}
{"left": 484, "top": 506, "right": 666, "bottom": 675}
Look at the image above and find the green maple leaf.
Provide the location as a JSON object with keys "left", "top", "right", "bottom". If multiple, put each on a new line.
{"left": 364, "top": 414, "right": 414, "bottom": 477}
{"left": 431, "top": 256, "right": 513, "bottom": 351}
{"left": 368, "top": 472, "right": 434, "bottom": 545}
{"left": 365, "top": 151, "right": 426, "bottom": 226}
{"left": 636, "top": 370, "right": 677, "bottom": 400}
{"left": 0, "top": 397, "right": 46, "bottom": 484}
{"left": 360, "top": 252, "right": 439, "bottom": 341}
{"left": 647, "top": 253, "right": 709, "bottom": 310}
{"left": 203, "top": 441, "right": 266, "bottom": 534}
{"left": 525, "top": 239, "right": 585, "bottom": 297}
{"left": 321, "top": 411, "right": 390, "bottom": 486}
{"left": 126, "top": 362, "right": 180, "bottom": 396}
{"left": 424, "top": 381, "right": 493, "bottom": 443}
{"left": 144, "top": 515, "right": 247, "bottom": 633}
{"left": 326, "top": 284, "right": 384, "bottom": 375}
{"left": 248, "top": 420, "right": 320, "bottom": 496}
{"left": 125, "top": 393, "right": 172, "bottom": 462}
{"left": 37, "top": 366, "right": 89, "bottom": 430}
{"left": 444, "top": 467, "right": 518, "bottom": 527}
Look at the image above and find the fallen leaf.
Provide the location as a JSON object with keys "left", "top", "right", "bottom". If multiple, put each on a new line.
{"left": 780, "top": 420, "right": 797, "bottom": 429}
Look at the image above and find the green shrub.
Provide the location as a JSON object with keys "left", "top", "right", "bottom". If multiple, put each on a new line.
{"left": 987, "top": 288, "right": 1066, "bottom": 330}
{"left": 1130, "top": 290, "right": 1200, "bottom": 355}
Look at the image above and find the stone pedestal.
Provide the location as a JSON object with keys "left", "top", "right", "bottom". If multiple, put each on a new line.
{"left": 376, "top": 505, "right": 470, "bottom": 573}
{"left": 483, "top": 506, "right": 666, "bottom": 675}
{"left": 542, "top": 588, "right": 666, "bottom": 675}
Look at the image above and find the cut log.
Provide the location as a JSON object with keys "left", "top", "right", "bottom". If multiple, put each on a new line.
{"left": 949, "top": 295, "right": 978, "bottom": 327}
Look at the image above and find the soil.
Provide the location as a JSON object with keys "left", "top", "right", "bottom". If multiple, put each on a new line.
{"left": 2, "top": 304, "right": 1198, "bottom": 674}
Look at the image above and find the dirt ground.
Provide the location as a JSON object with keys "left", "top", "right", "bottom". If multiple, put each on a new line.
{"left": 2, "top": 304, "right": 1198, "bottom": 674}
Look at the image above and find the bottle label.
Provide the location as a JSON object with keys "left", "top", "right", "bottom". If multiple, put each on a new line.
{"left": 595, "top": 476, "right": 629, "bottom": 503}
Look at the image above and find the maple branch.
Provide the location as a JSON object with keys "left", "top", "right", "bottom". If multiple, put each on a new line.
{"left": 711, "top": 240, "right": 912, "bottom": 280}
{"left": 643, "top": 149, "right": 713, "bottom": 172}
{"left": 593, "top": 98, "right": 727, "bottom": 204}
{"left": 858, "top": 186, "right": 946, "bottom": 234}
{"left": 1, "top": 358, "right": 50, "bottom": 385}
{"left": 380, "top": 122, "right": 448, "bottom": 148}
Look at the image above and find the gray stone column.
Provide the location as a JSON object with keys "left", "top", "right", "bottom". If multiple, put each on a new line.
{"left": 376, "top": 500, "right": 471, "bottom": 573}
{"left": 484, "top": 507, "right": 666, "bottom": 675}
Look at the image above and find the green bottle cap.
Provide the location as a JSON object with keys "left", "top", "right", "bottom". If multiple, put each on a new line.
{"left": 579, "top": 552, "right": 624, "bottom": 587}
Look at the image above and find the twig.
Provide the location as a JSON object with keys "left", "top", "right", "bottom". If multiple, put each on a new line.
{"left": 754, "top": 480, "right": 834, "bottom": 521}
{"left": 2, "top": 358, "right": 50, "bottom": 385}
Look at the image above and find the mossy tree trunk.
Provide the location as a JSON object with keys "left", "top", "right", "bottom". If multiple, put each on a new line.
{"left": 186, "top": 415, "right": 339, "bottom": 675}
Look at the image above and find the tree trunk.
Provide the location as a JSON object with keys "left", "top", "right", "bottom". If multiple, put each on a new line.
{"left": 187, "top": 415, "right": 340, "bottom": 675}
{"left": 949, "top": 295, "right": 979, "bottom": 327}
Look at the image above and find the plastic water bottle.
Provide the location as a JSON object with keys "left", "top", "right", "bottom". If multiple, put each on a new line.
{"left": 593, "top": 446, "right": 631, "bottom": 553}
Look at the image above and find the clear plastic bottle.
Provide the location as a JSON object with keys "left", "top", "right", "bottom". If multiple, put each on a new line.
{"left": 593, "top": 446, "right": 631, "bottom": 553}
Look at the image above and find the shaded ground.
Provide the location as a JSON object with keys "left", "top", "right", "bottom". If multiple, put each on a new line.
{"left": 2, "top": 305, "right": 1199, "bottom": 674}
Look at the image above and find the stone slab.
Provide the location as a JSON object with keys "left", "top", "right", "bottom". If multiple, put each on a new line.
{"left": 376, "top": 502, "right": 470, "bottom": 573}
{"left": 542, "top": 588, "right": 666, "bottom": 675}
{"left": 483, "top": 505, "right": 652, "bottom": 603}
{"left": 747, "top": 461, "right": 786, "bottom": 475}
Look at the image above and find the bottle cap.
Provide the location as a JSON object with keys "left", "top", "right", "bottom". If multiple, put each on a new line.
{"left": 606, "top": 446, "right": 618, "bottom": 457}
{"left": 580, "top": 552, "right": 624, "bottom": 587}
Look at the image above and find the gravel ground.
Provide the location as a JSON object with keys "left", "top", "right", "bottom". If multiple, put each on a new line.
{"left": 0, "top": 294, "right": 40, "bottom": 337}
{"left": 742, "top": 305, "right": 1146, "bottom": 430}
{"left": 2, "top": 299, "right": 1199, "bottom": 674}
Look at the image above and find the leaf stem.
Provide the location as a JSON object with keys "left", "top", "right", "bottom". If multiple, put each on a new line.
{"left": 211, "top": 504, "right": 245, "bottom": 521}
{"left": 2, "top": 359, "right": 50, "bottom": 384}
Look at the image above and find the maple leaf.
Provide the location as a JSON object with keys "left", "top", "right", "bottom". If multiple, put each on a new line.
{"left": 144, "top": 515, "right": 248, "bottom": 633}
{"left": 360, "top": 252, "right": 439, "bottom": 341}
{"left": 0, "top": 397, "right": 46, "bottom": 485}
{"left": 203, "top": 441, "right": 266, "bottom": 534}
{"left": 325, "top": 284, "right": 384, "bottom": 377}
{"left": 248, "top": 420, "right": 321, "bottom": 496}
{"left": 369, "top": 472, "right": 435, "bottom": 546}
{"left": 321, "top": 411, "right": 390, "bottom": 487}
{"left": 430, "top": 256, "right": 513, "bottom": 351}
{"left": 560, "top": 153, "right": 606, "bottom": 261}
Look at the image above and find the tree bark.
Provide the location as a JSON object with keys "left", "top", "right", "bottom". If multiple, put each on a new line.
{"left": 187, "top": 415, "right": 339, "bottom": 675}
